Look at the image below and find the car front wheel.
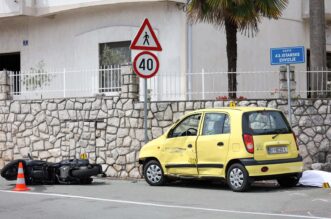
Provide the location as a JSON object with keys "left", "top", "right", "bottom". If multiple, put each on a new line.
{"left": 227, "top": 163, "right": 251, "bottom": 192}
{"left": 143, "top": 160, "right": 165, "bottom": 186}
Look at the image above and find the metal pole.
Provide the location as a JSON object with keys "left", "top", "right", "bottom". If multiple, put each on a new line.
{"left": 287, "top": 64, "right": 292, "bottom": 127}
{"left": 63, "top": 68, "right": 66, "bottom": 98}
{"left": 187, "top": 22, "right": 192, "bottom": 100}
{"left": 144, "top": 78, "right": 148, "bottom": 143}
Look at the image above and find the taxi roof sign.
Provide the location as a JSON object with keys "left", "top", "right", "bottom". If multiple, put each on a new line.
{"left": 229, "top": 101, "right": 236, "bottom": 107}
{"left": 130, "top": 18, "right": 162, "bottom": 51}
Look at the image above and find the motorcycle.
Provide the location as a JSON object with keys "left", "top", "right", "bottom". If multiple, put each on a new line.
{"left": 0, "top": 154, "right": 104, "bottom": 185}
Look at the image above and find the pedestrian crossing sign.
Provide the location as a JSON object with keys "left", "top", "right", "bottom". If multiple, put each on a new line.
{"left": 130, "top": 18, "right": 162, "bottom": 51}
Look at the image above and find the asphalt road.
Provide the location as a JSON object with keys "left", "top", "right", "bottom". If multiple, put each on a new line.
{"left": 0, "top": 178, "right": 330, "bottom": 219}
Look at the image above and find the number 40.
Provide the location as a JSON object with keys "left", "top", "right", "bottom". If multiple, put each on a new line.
{"left": 139, "top": 58, "right": 154, "bottom": 71}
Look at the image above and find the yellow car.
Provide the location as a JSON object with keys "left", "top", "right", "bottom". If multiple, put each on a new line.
{"left": 139, "top": 107, "right": 303, "bottom": 192}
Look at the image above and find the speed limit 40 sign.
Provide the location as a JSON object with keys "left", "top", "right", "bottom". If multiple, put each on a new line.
{"left": 133, "top": 51, "right": 160, "bottom": 79}
{"left": 130, "top": 18, "right": 161, "bottom": 144}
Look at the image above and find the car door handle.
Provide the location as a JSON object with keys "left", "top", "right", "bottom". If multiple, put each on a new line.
{"left": 187, "top": 144, "right": 193, "bottom": 148}
{"left": 217, "top": 142, "right": 224, "bottom": 147}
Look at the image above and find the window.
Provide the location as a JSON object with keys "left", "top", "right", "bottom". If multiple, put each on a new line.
{"left": 169, "top": 114, "right": 201, "bottom": 138}
{"left": 202, "top": 113, "right": 230, "bottom": 136}
{"left": 0, "top": 52, "right": 20, "bottom": 95}
{"left": 99, "top": 41, "right": 131, "bottom": 92}
{"left": 242, "top": 111, "right": 291, "bottom": 135}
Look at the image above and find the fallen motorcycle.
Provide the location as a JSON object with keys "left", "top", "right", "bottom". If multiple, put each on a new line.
{"left": 1, "top": 154, "right": 103, "bottom": 185}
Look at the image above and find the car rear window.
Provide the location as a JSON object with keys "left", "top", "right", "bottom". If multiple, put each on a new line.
{"left": 242, "top": 111, "right": 291, "bottom": 135}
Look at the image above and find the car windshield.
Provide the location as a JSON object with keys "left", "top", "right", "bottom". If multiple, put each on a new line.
{"left": 242, "top": 111, "right": 291, "bottom": 135}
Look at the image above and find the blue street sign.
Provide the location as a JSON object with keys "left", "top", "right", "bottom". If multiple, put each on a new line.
{"left": 270, "top": 46, "right": 305, "bottom": 65}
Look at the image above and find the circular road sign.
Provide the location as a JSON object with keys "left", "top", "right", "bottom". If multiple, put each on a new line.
{"left": 133, "top": 51, "right": 159, "bottom": 79}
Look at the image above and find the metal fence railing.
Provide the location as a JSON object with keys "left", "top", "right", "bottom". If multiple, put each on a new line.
{"left": 139, "top": 70, "right": 285, "bottom": 101}
{"left": 140, "top": 70, "right": 331, "bottom": 101}
{"left": 302, "top": 70, "right": 331, "bottom": 98}
{"left": 186, "top": 70, "right": 282, "bottom": 100}
{"left": 8, "top": 65, "right": 122, "bottom": 99}
{"left": 8, "top": 68, "right": 331, "bottom": 101}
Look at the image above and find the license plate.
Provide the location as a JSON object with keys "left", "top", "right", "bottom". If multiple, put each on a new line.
{"left": 267, "top": 146, "right": 288, "bottom": 154}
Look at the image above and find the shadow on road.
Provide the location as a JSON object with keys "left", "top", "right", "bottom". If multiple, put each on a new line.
{"left": 165, "top": 179, "right": 317, "bottom": 193}
{"left": 28, "top": 184, "right": 51, "bottom": 192}
{"left": 0, "top": 178, "right": 106, "bottom": 192}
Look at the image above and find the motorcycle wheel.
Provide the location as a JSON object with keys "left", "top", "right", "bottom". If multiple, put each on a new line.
{"left": 0, "top": 160, "right": 25, "bottom": 181}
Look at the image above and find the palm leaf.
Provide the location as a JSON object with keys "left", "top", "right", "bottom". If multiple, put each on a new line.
{"left": 188, "top": 0, "right": 288, "bottom": 35}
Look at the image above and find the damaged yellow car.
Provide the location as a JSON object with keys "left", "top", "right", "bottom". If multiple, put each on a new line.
{"left": 139, "top": 107, "right": 303, "bottom": 192}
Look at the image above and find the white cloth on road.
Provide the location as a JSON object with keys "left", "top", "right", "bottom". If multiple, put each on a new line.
{"left": 299, "top": 170, "right": 331, "bottom": 187}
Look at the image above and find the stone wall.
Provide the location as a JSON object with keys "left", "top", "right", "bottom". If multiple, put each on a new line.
{"left": 0, "top": 69, "right": 330, "bottom": 178}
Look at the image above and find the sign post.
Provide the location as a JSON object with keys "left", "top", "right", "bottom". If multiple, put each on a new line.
{"left": 286, "top": 64, "right": 291, "bottom": 125}
{"left": 133, "top": 51, "right": 160, "bottom": 143}
{"left": 144, "top": 79, "right": 148, "bottom": 143}
{"left": 130, "top": 18, "right": 162, "bottom": 143}
{"left": 270, "top": 46, "right": 305, "bottom": 126}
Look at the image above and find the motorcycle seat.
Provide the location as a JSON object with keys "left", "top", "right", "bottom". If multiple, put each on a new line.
{"left": 60, "top": 159, "right": 89, "bottom": 166}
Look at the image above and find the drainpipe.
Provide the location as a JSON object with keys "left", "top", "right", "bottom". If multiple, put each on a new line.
{"left": 187, "top": 22, "right": 192, "bottom": 100}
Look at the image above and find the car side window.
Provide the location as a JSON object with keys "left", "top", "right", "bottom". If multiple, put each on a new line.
{"left": 169, "top": 114, "right": 201, "bottom": 138}
{"left": 202, "top": 113, "right": 230, "bottom": 136}
{"left": 223, "top": 115, "right": 230, "bottom": 134}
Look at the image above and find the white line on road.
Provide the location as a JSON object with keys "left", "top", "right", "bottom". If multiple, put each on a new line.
{"left": 312, "top": 199, "right": 329, "bottom": 203}
{"left": 0, "top": 190, "right": 330, "bottom": 219}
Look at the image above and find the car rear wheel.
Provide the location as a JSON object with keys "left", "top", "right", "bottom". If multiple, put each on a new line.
{"left": 227, "top": 163, "right": 251, "bottom": 192}
{"left": 143, "top": 160, "right": 165, "bottom": 186}
{"left": 277, "top": 176, "right": 299, "bottom": 187}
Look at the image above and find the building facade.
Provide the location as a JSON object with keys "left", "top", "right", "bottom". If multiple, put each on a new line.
{"left": 0, "top": 0, "right": 330, "bottom": 100}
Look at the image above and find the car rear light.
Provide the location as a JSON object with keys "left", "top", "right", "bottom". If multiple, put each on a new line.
{"left": 292, "top": 132, "right": 299, "bottom": 150}
{"left": 261, "top": 166, "right": 269, "bottom": 172}
{"left": 243, "top": 134, "right": 254, "bottom": 154}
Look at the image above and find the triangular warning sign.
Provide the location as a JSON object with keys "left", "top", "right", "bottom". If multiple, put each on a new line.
{"left": 130, "top": 18, "right": 162, "bottom": 51}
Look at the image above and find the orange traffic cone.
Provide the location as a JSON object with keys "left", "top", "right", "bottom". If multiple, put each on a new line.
{"left": 13, "top": 162, "right": 30, "bottom": 191}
